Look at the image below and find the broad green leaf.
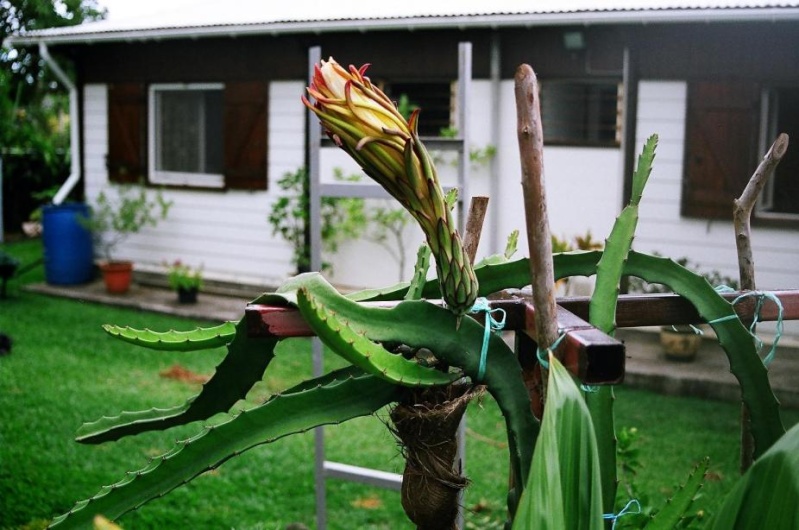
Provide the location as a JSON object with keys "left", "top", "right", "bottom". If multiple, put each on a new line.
{"left": 587, "top": 134, "right": 656, "bottom": 512}
{"left": 513, "top": 355, "right": 603, "bottom": 530}
{"left": 102, "top": 321, "right": 236, "bottom": 351}
{"left": 709, "top": 423, "right": 799, "bottom": 529}
{"left": 52, "top": 368, "right": 399, "bottom": 527}
{"left": 77, "top": 319, "right": 277, "bottom": 444}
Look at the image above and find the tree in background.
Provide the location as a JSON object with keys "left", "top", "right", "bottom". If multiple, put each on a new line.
{"left": 0, "top": 0, "right": 105, "bottom": 232}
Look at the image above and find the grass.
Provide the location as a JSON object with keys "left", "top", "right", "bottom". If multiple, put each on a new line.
{"left": 2, "top": 238, "right": 798, "bottom": 529}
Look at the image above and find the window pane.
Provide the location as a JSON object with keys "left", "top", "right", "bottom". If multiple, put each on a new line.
{"left": 203, "top": 91, "right": 224, "bottom": 174}
{"left": 541, "top": 81, "right": 621, "bottom": 147}
{"left": 386, "top": 82, "right": 452, "bottom": 137}
{"left": 155, "top": 88, "right": 223, "bottom": 175}
{"left": 768, "top": 89, "right": 799, "bottom": 214}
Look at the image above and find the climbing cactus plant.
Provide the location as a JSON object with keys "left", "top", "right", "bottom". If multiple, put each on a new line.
{"left": 49, "top": 59, "right": 797, "bottom": 530}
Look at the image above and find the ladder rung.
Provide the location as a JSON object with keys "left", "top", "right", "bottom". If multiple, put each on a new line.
{"left": 323, "top": 461, "right": 403, "bottom": 491}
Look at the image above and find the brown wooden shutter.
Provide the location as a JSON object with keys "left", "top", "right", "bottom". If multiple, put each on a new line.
{"left": 682, "top": 82, "right": 760, "bottom": 219}
{"left": 107, "top": 83, "right": 147, "bottom": 184}
{"left": 224, "top": 82, "right": 268, "bottom": 190}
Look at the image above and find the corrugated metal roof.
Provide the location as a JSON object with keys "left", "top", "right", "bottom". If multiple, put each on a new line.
{"left": 8, "top": 0, "right": 799, "bottom": 45}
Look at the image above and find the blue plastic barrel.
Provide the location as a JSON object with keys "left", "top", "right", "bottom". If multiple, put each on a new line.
{"left": 42, "top": 203, "right": 94, "bottom": 285}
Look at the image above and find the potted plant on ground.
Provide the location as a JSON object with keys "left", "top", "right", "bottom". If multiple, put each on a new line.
{"left": 82, "top": 183, "right": 172, "bottom": 294}
{"left": 165, "top": 260, "right": 203, "bottom": 304}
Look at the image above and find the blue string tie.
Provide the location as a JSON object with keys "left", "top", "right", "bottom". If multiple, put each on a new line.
{"left": 535, "top": 331, "right": 566, "bottom": 370}
{"left": 603, "top": 499, "right": 641, "bottom": 530}
{"left": 708, "top": 290, "right": 784, "bottom": 367}
{"left": 469, "top": 298, "right": 506, "bottom": 382}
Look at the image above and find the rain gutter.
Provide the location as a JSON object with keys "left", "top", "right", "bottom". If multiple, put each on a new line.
{"left": 8, "top": 7, "right": 799, "bottom": 46}
{"left": 38, "top": 42, "right": 80, "bottom": 205}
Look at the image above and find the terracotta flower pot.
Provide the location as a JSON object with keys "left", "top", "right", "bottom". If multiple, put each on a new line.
{"left": 99, "top": 261, "right": 133, "bottom": 294}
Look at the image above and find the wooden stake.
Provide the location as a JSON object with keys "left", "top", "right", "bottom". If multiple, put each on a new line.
{"left": 734, "top": 134, "right": 789, "bottom": 289}
{"left": 515, "top": 65, "right": 560, "bottom": 358}
{"left": 515, "top": 64, "right": 560, "bottom": 418}
{"left": 733, "top": 133, "right": 789, "bottom": 473}
{"left": 462, "top": 196, "right": 490, "bottom": 265}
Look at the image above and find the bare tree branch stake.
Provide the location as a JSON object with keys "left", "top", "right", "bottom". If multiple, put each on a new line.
{"left": 515, "top": 65, "right": 560, "bottom": 402}
{"left": 462, "top": 196, "right": 490, "bottom": 265}
{"left": 733, "top": 132, "right": 789, "bottom": 473}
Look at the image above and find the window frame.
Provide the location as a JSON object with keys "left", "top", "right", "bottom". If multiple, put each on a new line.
{"left": 756, "top": 86, "right": 799, "bottom": 221}
{"left": 147, "top": 82, "right": 226, "bottom": 189}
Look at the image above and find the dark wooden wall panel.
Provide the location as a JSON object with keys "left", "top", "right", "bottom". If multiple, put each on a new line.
{"left": 61, "top": 20, "right": 799, "bottom": 85}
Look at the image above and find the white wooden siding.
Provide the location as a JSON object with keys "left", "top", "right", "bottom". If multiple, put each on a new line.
{"left": 493, "top": 79, "right": 624, "bottom": 258}
{"left": 82, "top": 82, "right": 302, "bottom": 288}
{"left": 634, "top": 80, "right": 799, "bottom": 339}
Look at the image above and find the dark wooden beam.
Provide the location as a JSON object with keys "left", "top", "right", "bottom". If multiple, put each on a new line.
{"left": 244, "top": 289, "right": 799, "bottom": 387}
{"left": 246, "top": 289, "right": 799, "bottom": 339}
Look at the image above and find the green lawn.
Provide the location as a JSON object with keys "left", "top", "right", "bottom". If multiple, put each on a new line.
{"left": 1, "top": 238, "right": 797, "bottom": 529}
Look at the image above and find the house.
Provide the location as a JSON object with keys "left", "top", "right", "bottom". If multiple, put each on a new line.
{"left": 8, "top": 1, "right": 799, "bottom": 337}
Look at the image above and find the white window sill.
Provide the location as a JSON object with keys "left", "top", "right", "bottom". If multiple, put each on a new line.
{"left": 150, "top": 171, "right": 224, "bottom": 189}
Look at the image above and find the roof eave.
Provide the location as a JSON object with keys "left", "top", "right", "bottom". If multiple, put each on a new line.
{"left": 7, "top": 7, "right": 799, "bottom": 47}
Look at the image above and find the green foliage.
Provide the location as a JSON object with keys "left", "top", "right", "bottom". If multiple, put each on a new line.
{"left": 24, "top": 129, "right": 799, "bottom": 530}
{"left": 297, "top": 277, "right": 459, "bottom": 386}
{"left": 164, "top": 260, "right": 203, "bottom": 291}
{"left": 646, "top": 459, "right": 708, "bottom": 530}
{"left": 709, "top": 422, "right": 799, "bottom": 529}
{"left": 584, "top": 134, "right": 656, "bottom": 514}
{"left": 551, "top": 231, "right": 604, "bottom": 253}
{"left": 404, "top": 243, "right": 432, "bottom": 301}
{"left": 628, "top": 256, "right": 740, "bottom": 294}
{"left": 267, "top": 167, "right": 367, "bottom": 272}
{"left": 363, "top": 199, "right": 415, "bottom": 281}
{"left": 513, "top": 355, "right": 604, "bottom": 530}
{"left": 439, "top": 125, "right": 459, "bottom": 138}
{"left": 396, "top": 93, "right": 419, "bottom": 120}
{"left": 4, "top": 241, "right": 798, "bottom": 528}
{"left": 51, "top": 367, "right": 400, "bottom": 527}
{"left": 1, "top": 1, "right": 106, "bottom": 224}
{"left": 433, "top": 124, "right": 497, "bottom": 170}
{"left": 0, "top": 246, "right": 20, "bottom": 268}
{"left": 81, "top": 183, "right": 172, "bottom": 262}
{"left": 470, "top": 144, "right": 497, "bottom": 166}
{"left": 1, "top": 1, "right": 106, "bottom": 93}
{"left": 268, "top": 166, "right": 419, "bottom": 279}
{"left": 101, "top": 321, "right": 236, "bottom": 352}
{"left": 76, "top": 319, "right": 276, "bottom": 444}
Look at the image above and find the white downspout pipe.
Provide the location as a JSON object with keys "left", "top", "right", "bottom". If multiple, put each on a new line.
{"left": 39, "top": 42, "right": 81, "bottom": 205}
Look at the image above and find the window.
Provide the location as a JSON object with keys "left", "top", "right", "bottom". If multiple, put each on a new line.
{"left": 149, "top": 84, "right": 225, "bottom": 188}
{"left": 540, "top": 80, "right": 622, "bottom": 147}
{"left": 758, "top": 88, "right": 799, "bottom": 218}
{"left": 382, "top": 81, "right": 454, "bottom": 137}
{"left": 106, "top": 82, "right": 268, "bottom": 190}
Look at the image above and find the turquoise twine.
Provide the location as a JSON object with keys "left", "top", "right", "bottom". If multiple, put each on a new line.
{"left": 708, "top": 290, "right": 784, "bottom": 367}
{"left": 469, "top": 298, "right": 506, "bottom": 382}
{"left": 535, "top": 332, "right": 566, "bottom": 370}
{"left": 603, "top": 499, "right": 641, "bottom": 530}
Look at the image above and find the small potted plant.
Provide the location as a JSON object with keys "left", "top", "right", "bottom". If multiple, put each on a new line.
{"left": 82, "top": 183, "right": 172, "bottom": 294}
{"left": 165, "top": 260, "right": 203, "bottom": 304}
{"left": 628, "top": 257, "right": 739, "bottom": 361}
